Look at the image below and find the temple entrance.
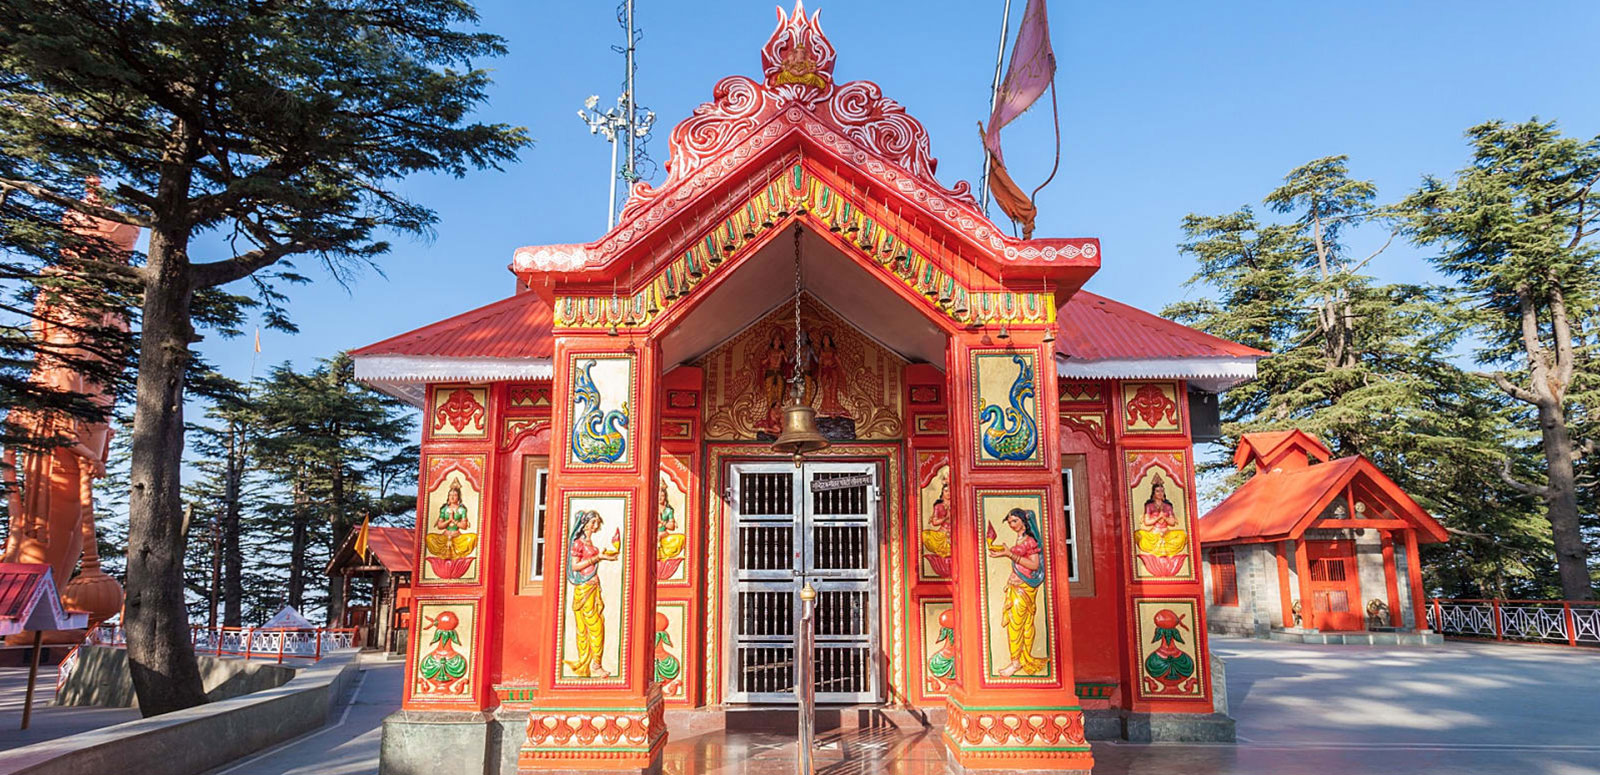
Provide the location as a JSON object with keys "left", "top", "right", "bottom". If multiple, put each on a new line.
{"left": 726, "top": 461, "right": 881, "bottom": 704}
{"left": 1307, "top": 539, "right": 1363, "bottom": 631}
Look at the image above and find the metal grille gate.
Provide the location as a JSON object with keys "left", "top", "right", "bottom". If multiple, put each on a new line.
{"left": 727, "top": 461, "right": 880, "bottom": 704}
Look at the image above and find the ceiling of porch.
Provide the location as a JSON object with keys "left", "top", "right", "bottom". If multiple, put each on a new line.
{"left": 657, "top": 225, "right": 947, "bottom": 370}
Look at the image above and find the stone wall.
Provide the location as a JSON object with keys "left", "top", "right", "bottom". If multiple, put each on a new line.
{"left": 56, "top": 645, "right": 298, "bottom": 708}
{"left": 1203, "top": 543, "right": 1279, "bottom": 637}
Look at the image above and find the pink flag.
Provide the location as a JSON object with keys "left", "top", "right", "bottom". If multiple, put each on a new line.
{"left": 983, "top": 0, "right": 1056, "bottom": 162}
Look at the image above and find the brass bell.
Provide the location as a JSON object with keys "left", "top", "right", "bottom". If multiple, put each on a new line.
{"left": 771, "top": 400, "right": 830, "bottom": 466}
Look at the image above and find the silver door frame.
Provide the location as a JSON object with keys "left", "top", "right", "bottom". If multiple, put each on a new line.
{"left": 724, "top": 460, "right": 882, "bottom": 705}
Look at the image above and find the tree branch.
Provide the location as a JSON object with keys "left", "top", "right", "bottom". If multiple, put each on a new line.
{"left": 1471, "top": 370, "right": 1537, "bottom": 405}
{"left": 1498, "top": 458, "right": 1549, "bottom": 498}
{"left": 0, "top": 178, "right": 154, "bottom": 227}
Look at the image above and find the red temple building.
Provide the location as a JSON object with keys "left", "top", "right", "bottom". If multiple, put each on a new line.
{"left": 327, "top": 526, "right": 415, "bottom": 654}
{"left": 355, "top": 5, "right": 1263, "bottom": 773}
{"left": 1198, "top": 430, "right": 1448, "bottom": 645}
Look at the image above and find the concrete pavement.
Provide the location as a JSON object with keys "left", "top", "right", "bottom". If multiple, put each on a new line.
{"left": 41, "top": 637, "right": 1597, "bottom": 775}
{"left": 0, "top": 665, "right": 140, "bottom": 752}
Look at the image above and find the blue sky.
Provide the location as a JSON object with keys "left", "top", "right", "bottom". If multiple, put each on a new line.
{"left": 194, "top": 0, "right": 1600, "bottom": 400}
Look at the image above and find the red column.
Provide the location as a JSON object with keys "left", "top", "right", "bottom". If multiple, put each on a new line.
{"left": 944, "top": 335, "right": 1091, "bottom": 773}
{"left": 523, "top": 337, "right": 664, "bottom": 773}
{"left": 1294, "top": 539, "right": 1314, "bottom": 629}
{"left": 1403, "top": 529, "right": 1426, "bottom": 631}
{"left": 1379, "top": 531, "right": 1403, "bottom": 627}
{"left": 1275, "top": 541, "right": 1294, "bottom": 629}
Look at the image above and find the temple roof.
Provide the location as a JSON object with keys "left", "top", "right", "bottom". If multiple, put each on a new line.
{"left": 1232, "top": 429, "right": 1333, "bottom": 473}
{"left": 1198, "top": 454, "right": 1448, "bottom": 546}
{"left": 1055, "top": 291, "right": 1266, "bottom": 392}
{"left": 326, "top": 526, "right": 416, "bottom": 577}
{"left": 0, "top": 562, "right": 89, "bottom": 636}
{"left": 355, "top": 285, "right": 1265, "bottom": 403}
{"left": 351, "top": 291, "right": 554, "bottom": 405}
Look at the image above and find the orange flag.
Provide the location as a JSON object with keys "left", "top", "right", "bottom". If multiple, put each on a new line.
{"left": 354, "top": 515, "right": 371, "bottom": 559}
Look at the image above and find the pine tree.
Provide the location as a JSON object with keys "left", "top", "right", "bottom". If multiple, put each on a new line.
{"left": 0, "top": 1, "right": 528, "bottom": 713}
{"left": 1401, "top": 119, "right": 1600, "bottom": 601}
{"left": 1168, "top": 156, "right": 1549, "bottom": 595}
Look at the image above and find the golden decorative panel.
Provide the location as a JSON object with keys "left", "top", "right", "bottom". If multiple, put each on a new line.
{"left": 697, "top": 294, "right": 904, "bottom": 440}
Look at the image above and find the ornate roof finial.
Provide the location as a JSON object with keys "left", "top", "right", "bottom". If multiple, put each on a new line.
{"left": 762, "top": 0, "right": 835, "bottom": 104}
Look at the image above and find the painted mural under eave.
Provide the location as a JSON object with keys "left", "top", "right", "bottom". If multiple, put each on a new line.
{"left": 697, "top": 293, "right": 905, "bottom": 440}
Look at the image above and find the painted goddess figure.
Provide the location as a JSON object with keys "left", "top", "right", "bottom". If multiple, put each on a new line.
{"left": 988, "top": 507, "right": 1048, "bottom": 677}
{"left": 425, "top": 479, "right": 478, "bottom": 560}
{"left": 564, "top": 508, "right": 619, "bottom": 678}
{"left": 919, "top": 472, "right": 952, "bottom": 577}
{"left": 1134, "top": 473, "right": 1188, "bottom": 567}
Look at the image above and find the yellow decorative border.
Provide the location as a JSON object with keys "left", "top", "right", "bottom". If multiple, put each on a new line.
{"left": 553, "top": 163, "right": 1055, "bottom": 332}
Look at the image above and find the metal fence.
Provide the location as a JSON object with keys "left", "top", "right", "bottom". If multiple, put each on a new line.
{"left": 1428, "top": 598, "right": 1600, "bottom": 647}
{"left": 85, "top": 623, "right": 358, "bottom": 662}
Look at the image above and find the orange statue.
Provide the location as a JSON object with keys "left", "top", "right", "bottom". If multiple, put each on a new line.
{"left": 1, "top": 180, "right": 138, "bottom": 642}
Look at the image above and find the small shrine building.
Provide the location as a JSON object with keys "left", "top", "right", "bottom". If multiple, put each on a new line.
{"left": 1198, "top": 430, "right": 1448, "bottom": 644}
{"left": 354, "top": 6, "right": 1264, "bottom": 773}
{"left": 327, "top": 526, "right": 415, "bottom": 654}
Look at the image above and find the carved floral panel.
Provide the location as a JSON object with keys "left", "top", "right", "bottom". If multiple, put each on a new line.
{"left": 1122, "top": 381, "right": 1182, "bottom": 434}
{"left": 430, "top": 386, "right": 488, "bottom": 439}
{"left": 1134, "top": 598, "right": 1205, "bottom": 700}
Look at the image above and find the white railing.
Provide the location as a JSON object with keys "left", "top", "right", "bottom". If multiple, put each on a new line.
{"left": 1428, "top": 598, "right": 1600, "bottom": 647}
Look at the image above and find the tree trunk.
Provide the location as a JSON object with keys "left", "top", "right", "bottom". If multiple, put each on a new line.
{"left": 288, "top": 474, "right": 308, "bottom": 610}
{"left": 123, "top": 222, "right": 208, "bottom": 716}
{"left": 1537, "top": 401, "right": 1594, "bottom": 600}
{"left": 326, "top": 437, "right": 347, "bottom": 626}
{"left": 222, "top": 422, "right": 244, "bottom": 626}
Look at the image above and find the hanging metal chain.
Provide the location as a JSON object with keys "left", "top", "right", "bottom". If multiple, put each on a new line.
{"left": 790, "top": 224, "right": 805, "bottom": 403}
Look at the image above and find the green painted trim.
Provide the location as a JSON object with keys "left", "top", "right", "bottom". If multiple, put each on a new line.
{"left": 944, "top": 697, "right": 1086, "bottom": 713}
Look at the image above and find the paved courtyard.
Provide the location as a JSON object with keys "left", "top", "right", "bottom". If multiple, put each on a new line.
{"left": 17, "top": 637, "right": 1594, "bottom": 775}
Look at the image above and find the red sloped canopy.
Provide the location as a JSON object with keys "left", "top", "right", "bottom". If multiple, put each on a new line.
{"left": 350, "top": 290, "right": 553, "bottom": 359}
{"left": 1198, "top": 456, "right": 1449, "bottom": 546}
{"left": 327, "top": 526, "right": 417, "bottom": 576}
{"left": 365, "top": 527, "right": 416, "bottom": 574}
{"left": 1055, "top": 291, "right": 1267, "bottom": 362}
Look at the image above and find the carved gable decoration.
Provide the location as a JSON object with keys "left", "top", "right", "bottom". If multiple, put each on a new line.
{"left": 697, "top": 294, "right": 904, "bottom": 440}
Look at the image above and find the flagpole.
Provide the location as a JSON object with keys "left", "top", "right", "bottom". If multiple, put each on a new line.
{"left": 979, "top": 0, "right": 1014, "bottom": 218}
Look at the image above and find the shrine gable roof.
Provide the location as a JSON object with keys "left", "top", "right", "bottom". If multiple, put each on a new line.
{"left": 1055, "top": 290, "right": 1266, "bottom": 391}
{"left": 0, "top": 562, "right": 88, "bottom": 636}
{"left": 326, "top": 527, "right": 416, "bottom": 576}
{"left": 1198, "top": 454, "right": 1448, "bottom": 546}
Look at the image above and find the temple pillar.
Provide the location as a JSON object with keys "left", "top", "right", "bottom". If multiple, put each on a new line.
{"left": 943, "top": 333, "right": 1092, "bottom": 774}
{"left": 1276, "top": 541, "right": 1294, "bottom": 629}
{"left": 1403, "top": 529, "right": 1427, "bottom": 631}
{"left": 382, "top": 381, "right": 499, "bottom": 775}
{"left": 1379, "top": 531, "right": 1403, "bottom": 628}
{"left": 521, "top": 336, "right": 664, "bottom": 773}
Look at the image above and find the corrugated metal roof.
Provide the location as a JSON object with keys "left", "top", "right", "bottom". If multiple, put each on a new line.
{"left": 366, "top": 527, "right": 415, "bottom": 574}
{"left": 1056, "top": 290, "right": 1267, "bottom": 362}
{"left": 350, "top": 291, "right": 554, "bottom": 359}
